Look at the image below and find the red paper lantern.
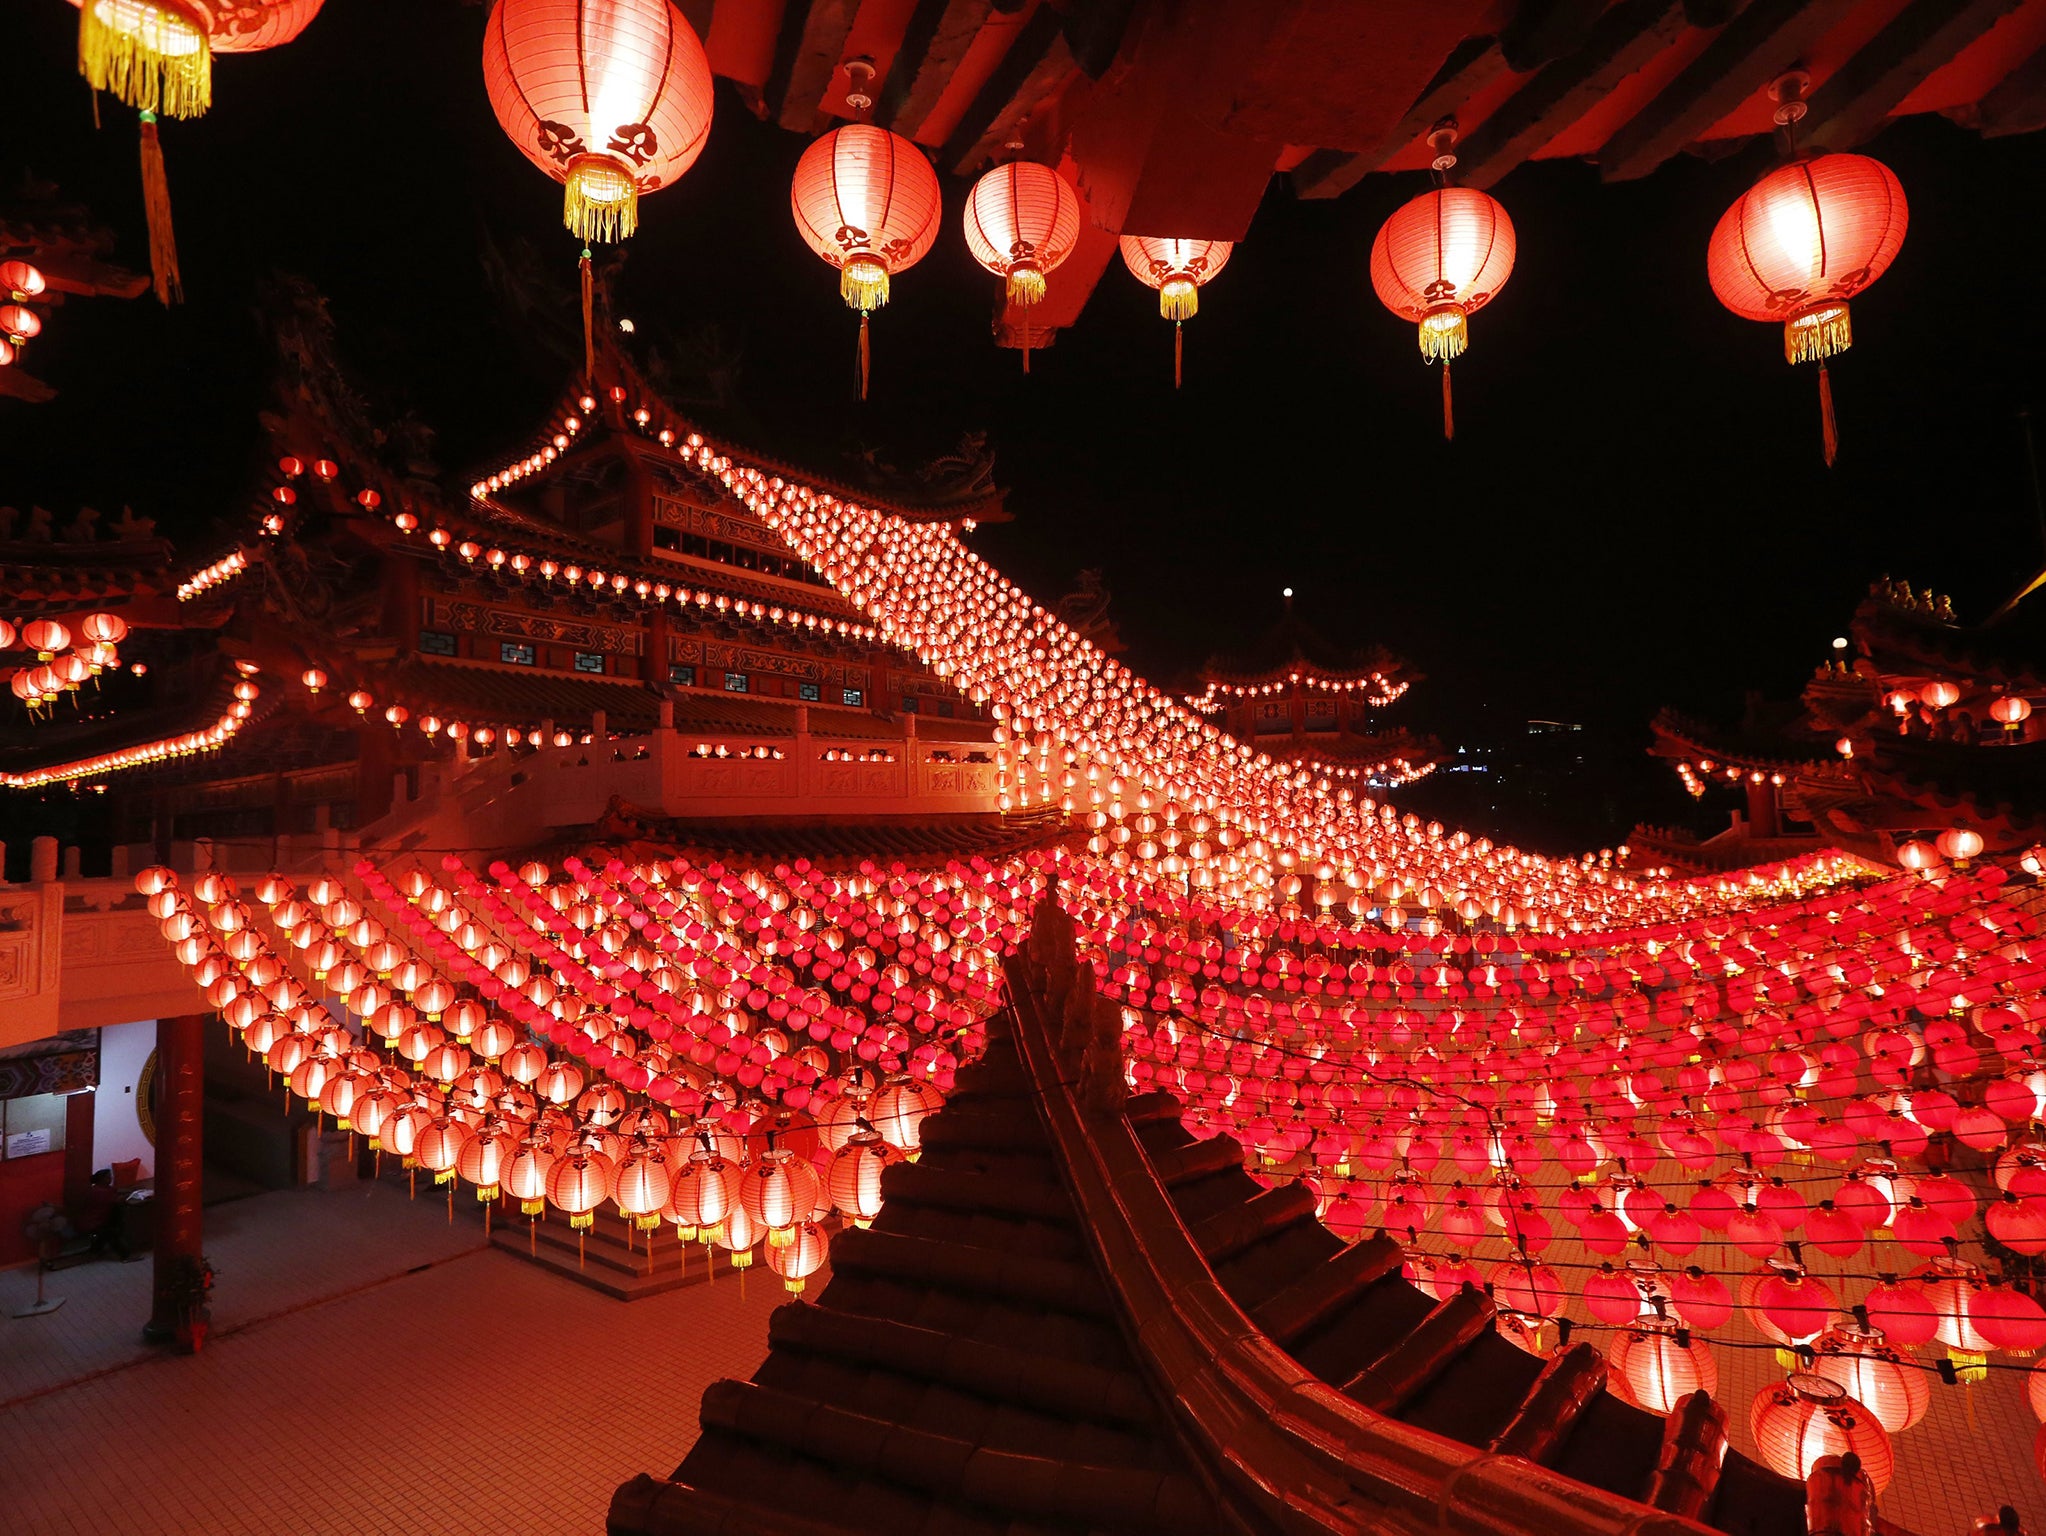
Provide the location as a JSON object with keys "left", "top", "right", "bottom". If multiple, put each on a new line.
{"left": 1707, "top": 153, "right": 1906, "bottom": 465}
{"left": 1991, "top": 695, "right": 2033, "bottom": 732}
{"left": 790, "top": 118, "right": 940, "bottom": 399}
{"left": 1752, "top": 1373, "right": 1893, "bottom": 1490}
{"left": 1811, "top": 1323, "right": 1929, "bottom": 1434}
{"left": 963, "top": 160, "right": 1081, "bottom": 371}
{"left": 827, "top": 1130, "right": 900, "bottom": 1228}
{"left": 766, "top": 1218, "right": 829, "bottom": 1294}
{"left": 1609, "top": 1321, "right": 1717, "bottom": 1415}
{"left": 0, "top": 261, "right": 45, "bottom": 301}
{"left": 1119, "top": 236, "right": 1234, "bottom": 388}
{"left": 1370, "top": 187, "right": 1516, "bottom": 441}
{"left": 482, "top": 0, "right": 713, "bottom": 243}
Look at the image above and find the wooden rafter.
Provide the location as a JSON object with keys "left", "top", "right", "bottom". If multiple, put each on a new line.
{"left": 938, "top": 3, "right": 1068, "bottom": 173}
{"left": 765, "top": 0, "right": 861, "bottom": 130}
{"left": 1455, "top": 0, "right": 1690, "bottom": 190}
{"left": 1293, "top": 36, "right": 1510, "bottom": 200}
{"left": 1802, "top": 0, "right": 2027, "bottom": 151}
{"left": 1597, "top": 0, "right": 1863, "bottom": 182}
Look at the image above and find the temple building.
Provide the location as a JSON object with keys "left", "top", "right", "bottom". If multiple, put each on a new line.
{"left": 1189, "top": 594, "right": 1440, "bottom": 792}
{"left": 1632, "top": 577, "right": 2045, "bottom": 876}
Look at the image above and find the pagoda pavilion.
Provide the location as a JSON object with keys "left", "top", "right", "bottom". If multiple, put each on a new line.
{"left": 1189, "top": 593, "right": 1440, "bottom": 792}
{"left": 1633, "top": 577, "right": 2045, "bottom": 876}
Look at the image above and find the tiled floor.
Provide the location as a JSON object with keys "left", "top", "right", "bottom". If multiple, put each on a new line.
{"left": 0, "top": 1179, "right": 783, "bottom": 1535}
{"left": 5, "top": 1184, "right": 2039, "bottom": 1535}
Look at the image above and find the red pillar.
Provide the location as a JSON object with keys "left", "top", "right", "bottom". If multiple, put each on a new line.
{"left": 1745, "top": 777, "right": 1782, "bottom": 838}
{"left": 145, "top": 1012, "right": 208, "bottom": 1349}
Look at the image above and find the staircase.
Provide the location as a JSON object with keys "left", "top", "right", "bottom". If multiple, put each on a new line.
{"left": 488, "top": 1204, "right": 762, "bottom": 1302}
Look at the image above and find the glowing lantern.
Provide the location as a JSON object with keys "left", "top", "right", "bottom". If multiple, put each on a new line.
{"left": 766, "top": 1220, "right": 828, "bottom": 1294}
{"left": 613, "top": 1148, "right": 672, "bottom": 1230}
{"left": 1895, "top": 839, "right": 1940, "bottom": 872}
{"left": 1991, "top": 695, "right": 2032, "bottom": 733}
{"left": 0, "top": 305, "right": 42, "bottom": 346}
{"left": 1811, "top": 1323, "right": 1929, "bottom": 1434}
{"left": 1118, "top": 236, "right": 1234, "bottom": 388}
{"left": 789, "top": 64, "right": 940, "bottom": 400}
{"left": 962, "top": 159, "right": 1081, "bottom": 372}
{"left": 738, "top": 1147, "right": 823, "bottom": 1248}
{"left": 827, "top": 1131, "right": 900, "bottom": 1228}
{"left": 1707, "top": 151, "right": 1906, "bottom": 466}
{"left": 1370, "top": 186, "right": 1515, "bottom": 441}
{"left": 546, "top": 1149, "right": 613, "bottom": 1230}
{"left": 71, "top": 0, "right": 324, "bottom": 305}
{"left": 301, "top": 668, "right": 327, "bottom": 694}
{"left": 1608, "top": 1320, "right": 1717, "bottom": 1414}
{"left": 870, "top": 1076, "right": 943, "bottom": 1155}
{"left": 0, "top": 261, "right": 44, "bottom": 301}
{"left": 481, "top": 0, "right": 712, "bottom": 246}
{"left": 22, "top": 619, "right": 71, "bottom": 659}
{"left": 1750, "top": 1373, "right": 1893, "bottom": 1491}
{"left": 1936, "top": 826, "right": 1984, "bottom": 865}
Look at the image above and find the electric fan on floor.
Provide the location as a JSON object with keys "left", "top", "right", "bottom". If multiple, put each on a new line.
{"left": 14, "top": 1204, "right": 69, "bottom": 1317}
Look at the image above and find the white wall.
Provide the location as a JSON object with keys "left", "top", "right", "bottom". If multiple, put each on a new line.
{"left": 92, "top": 1018, "right": 157, "bottom": 1178}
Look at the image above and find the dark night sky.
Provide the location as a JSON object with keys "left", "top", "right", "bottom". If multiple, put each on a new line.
{"left": 7, "top": 1, "right": 2046, "bottom": 853}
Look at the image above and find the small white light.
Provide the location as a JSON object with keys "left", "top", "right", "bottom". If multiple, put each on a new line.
{"left": 618, "top": 317, "right": 635, "bottom": 333}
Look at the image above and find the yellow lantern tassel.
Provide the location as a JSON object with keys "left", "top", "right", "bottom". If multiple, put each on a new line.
{"left": 840, "top": 255, "right": 889, "bottom": 312}
{"left": 563, "top": 156, "right": 637, "bottom": 243}
{"left": 1159, "top": 279, "right": 1198, "bottom": 323}
{"left": 1818, "top": 360, "right": 1838, "bottom": 468}
{"left": 80, "top": 2, "right": 211, "bottom": 119}
{"left": 139, "top": 112, "right": 182, "bottom": 306}
{"left": 1441, "top": 361, "right": 1455, "bottom": 443}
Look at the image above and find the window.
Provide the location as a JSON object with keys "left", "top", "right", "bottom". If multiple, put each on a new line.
{"left": 653, "top": 525, "right": 680, "bottom": 551}
{"left": 419, "top": 630, "right": 457, "bottom": 656}
{"left": 842, "top": 688, "right": 864, "bottom": 708}
{"left": 902, "top": 695, "right": 919, "bottom": 714}
{"left": 669, "top": 663, "right": 696, "bottom": 687}
{"left": 573, "top": 652, "right": 606, "bottom": 674}
{"left": 1304, "top": 699, "right": 1340, "bottom": 734}
{"left": 500, "top": 641, "right": 535, "bottom": 667}
{"left": 1, "top": 1093, "right": 68, "bottom": 1159}
{"left": 936, "top": 697, "right": 954, "bottom": 718}
{"left": 1252, "top": 700, "right": 1289, "bottom": 736}
{"left": 798, "top": 682, "right": 821, "bottom": 702}
{"left": 724, "top": 671, "right": 749, "bottom": 693}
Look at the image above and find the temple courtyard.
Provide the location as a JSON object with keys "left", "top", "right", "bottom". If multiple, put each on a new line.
{"left": 0, "top": 1181, "right": 782, "bottom": 1534}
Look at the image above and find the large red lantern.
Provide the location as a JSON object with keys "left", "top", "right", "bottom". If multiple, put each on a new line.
{"left": 1119, "top": 236, "right": 1234, "bottom": 388}
{"left": 482, "top": 0, "right": 713, "bottom": 245}
{"left": 1750, "top": 1373, "right": 1893, "bottom": 1491}
{"left": 1608, "top": 1320, "right": 1717, "bottom": 1414}
{"left": 1707, "top": 151, "right": 1906, "bottom": 466}
{"left": 963, "top": 160, "right": 1081, "bottom": 372}
{"left": 72, "top": 0, "right": 325, "bottom": 304}
{"left": 1370, "top": 186, "right": 1516, "bottom": 441}
{"left": 790, "top": 68, "right": 940, "bottom": 401}
{"left": 75, "top": 0, "right": 323, "bottom": 119}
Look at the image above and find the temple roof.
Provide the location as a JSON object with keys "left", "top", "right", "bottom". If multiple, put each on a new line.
{"left": 1198, "top": 598, "right": 1416, "bottom": 688}
{"left": 605, "top": 806, "right": 1069, "bottom": 871}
